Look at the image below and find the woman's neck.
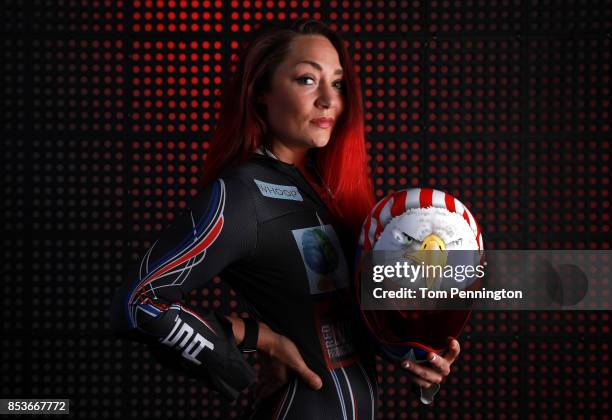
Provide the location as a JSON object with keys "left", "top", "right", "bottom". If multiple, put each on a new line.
{"left": 268, "top": 141, "right": 309, "bottom": 172}
{"left": 266, "top": 141, "right": 325, "bottom": 191}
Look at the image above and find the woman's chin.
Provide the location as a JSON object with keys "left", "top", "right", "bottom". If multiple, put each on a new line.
{"left": 309, "top": 136, "right": 331, "bottom": 149}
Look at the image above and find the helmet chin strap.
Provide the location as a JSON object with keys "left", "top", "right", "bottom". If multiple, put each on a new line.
{"left": 404, "top": 349, "right": 441, "bottom": 405}
{"left": 419, "top": 383, "right": 441, "bottom": 405}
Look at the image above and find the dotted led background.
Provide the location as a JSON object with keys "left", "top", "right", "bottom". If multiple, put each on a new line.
{"left": 1, "top": 1, "right": 610, "bottom": 418}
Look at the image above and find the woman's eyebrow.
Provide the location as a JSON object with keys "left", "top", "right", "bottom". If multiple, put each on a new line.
{"left": 295, "top": 60, "right": 343, "bottom": 75}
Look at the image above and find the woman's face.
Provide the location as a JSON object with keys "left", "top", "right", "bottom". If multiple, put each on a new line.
{"left": 260, "top": 35, "right": 345, "bottom": 151}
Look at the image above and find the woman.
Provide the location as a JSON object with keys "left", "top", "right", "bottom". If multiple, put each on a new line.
{"left": 110, "top": 19, "right": 460, "bottom": 419}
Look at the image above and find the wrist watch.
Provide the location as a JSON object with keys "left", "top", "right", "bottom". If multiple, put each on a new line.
{"left": 238, "top": 317, "right": 259, "bottom": 353}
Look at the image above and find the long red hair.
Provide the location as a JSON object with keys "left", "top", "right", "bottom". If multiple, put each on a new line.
{"left": 201, "top": 19, "right": 374, "bottom": 237}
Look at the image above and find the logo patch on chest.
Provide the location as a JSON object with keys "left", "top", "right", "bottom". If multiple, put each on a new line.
{"left": 291, "top": 224, "right": 349, "bottom": 294}
{"left": 254, "top": 179, "right": 303, "bottom": 201}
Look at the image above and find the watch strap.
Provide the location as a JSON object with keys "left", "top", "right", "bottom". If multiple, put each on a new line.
{"left": 238, "top": 317, "right": 259, "bottom": 353}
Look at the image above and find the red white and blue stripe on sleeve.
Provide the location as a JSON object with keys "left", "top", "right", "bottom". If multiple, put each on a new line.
{"left": 123, "top": 179, "right": 226, "bottom": 332}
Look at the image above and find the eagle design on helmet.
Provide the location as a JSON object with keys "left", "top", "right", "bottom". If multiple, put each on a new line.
{"left": 356, "top": 187, "right": 485, "bottom": 404}
{"left": 368, "top": 188, "right": 483, "bottom": 289}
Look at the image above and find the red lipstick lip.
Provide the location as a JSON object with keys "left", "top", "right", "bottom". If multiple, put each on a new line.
{"left": 310, "top": 117, "right": 334, "bottom": 128}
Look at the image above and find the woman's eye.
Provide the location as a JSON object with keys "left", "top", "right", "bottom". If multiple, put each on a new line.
{"left": 296, "top": 76, "right": 343, "bottom": 90}
{"left": 296, "top": 76, "right": 315, "bottom": 86}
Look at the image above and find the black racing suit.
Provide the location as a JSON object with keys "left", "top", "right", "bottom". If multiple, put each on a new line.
{"left": 110, "top": 152, "right": 379, "bottom": 420}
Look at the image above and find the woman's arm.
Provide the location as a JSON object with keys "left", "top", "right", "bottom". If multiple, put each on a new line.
{"left": 110, "top": 177, "right": 259, "bottom": 400}
{"left": 226, "top": 315, "right": 247, "bottom": 346}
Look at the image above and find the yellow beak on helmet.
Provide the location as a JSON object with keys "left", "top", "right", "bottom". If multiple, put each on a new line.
{"left": 419, "top": 234, "right": 446, "bottom": 251}
{"left": 404, "top": 234, "right": 447, "bottom": 289}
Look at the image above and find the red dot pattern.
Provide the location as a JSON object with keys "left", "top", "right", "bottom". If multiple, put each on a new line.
{"left": 527, "top": 139, "right": 610, "bottom": 237}
{"left": 131, "top": 40, "right": 223, "bottom": 134}
{"left": 355, "top": 39, "right": 424, "bottom": 136}
{"left": 528, "top": 38, "right": 611, "bottom": 134}
{"left": 31, "top": 39, "right": 125, "bottom": 131}
{"left": 426, "top": 39, "right": 522, "bottom": 135}
{"left": 130, "top": 138, "right": 205, "bottom": 233}
{"left": 429, "top": 0, "right": 522, "bottom": 33}
{"left": 32, "top": 138, "right": 125, "bottom": 232}
{"left": 527, "top": 1, "right": 612, "bottom": 33}
{"left": 32, "top": 0, "right": 125, "bottom": 32}
{"left": 133, "top": 0, "right": 223, "bottom": 33}
{"left": 329, "top": 0, "right": 422, "bottom": 33}
{"left": 229, "top": 0, "right": 322, "bottom": 32}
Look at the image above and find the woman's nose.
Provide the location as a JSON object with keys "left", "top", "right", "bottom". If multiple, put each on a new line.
{"left": 314, "top": 96, "right": 330, "bottom": 109}
{"left": 315, "top": 85, "right": 335, "bottom": 109}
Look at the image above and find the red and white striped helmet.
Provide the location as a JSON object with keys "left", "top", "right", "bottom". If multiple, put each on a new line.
{"left": 360, "top": 188, "right": 484, "bottom": 254}
{"left": 356, "top": 187, "right": 485, "bottom": 361}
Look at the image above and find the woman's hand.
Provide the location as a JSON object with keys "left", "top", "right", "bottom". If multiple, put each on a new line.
{"left": 255, "top": 322, "right": 322, "bottom": 396}
{"left": 254, "top": 351, "right": 290, "bottom": 402}
{"left": 400, "top": 337, "right": 461, "bottom": 389}
{"left": 226, "top": 316, "right": 322, "bottom": 400}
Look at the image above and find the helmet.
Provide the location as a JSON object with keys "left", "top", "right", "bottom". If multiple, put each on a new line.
{"left": 356, "top": 188, "right": 485, "bottom": 363}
